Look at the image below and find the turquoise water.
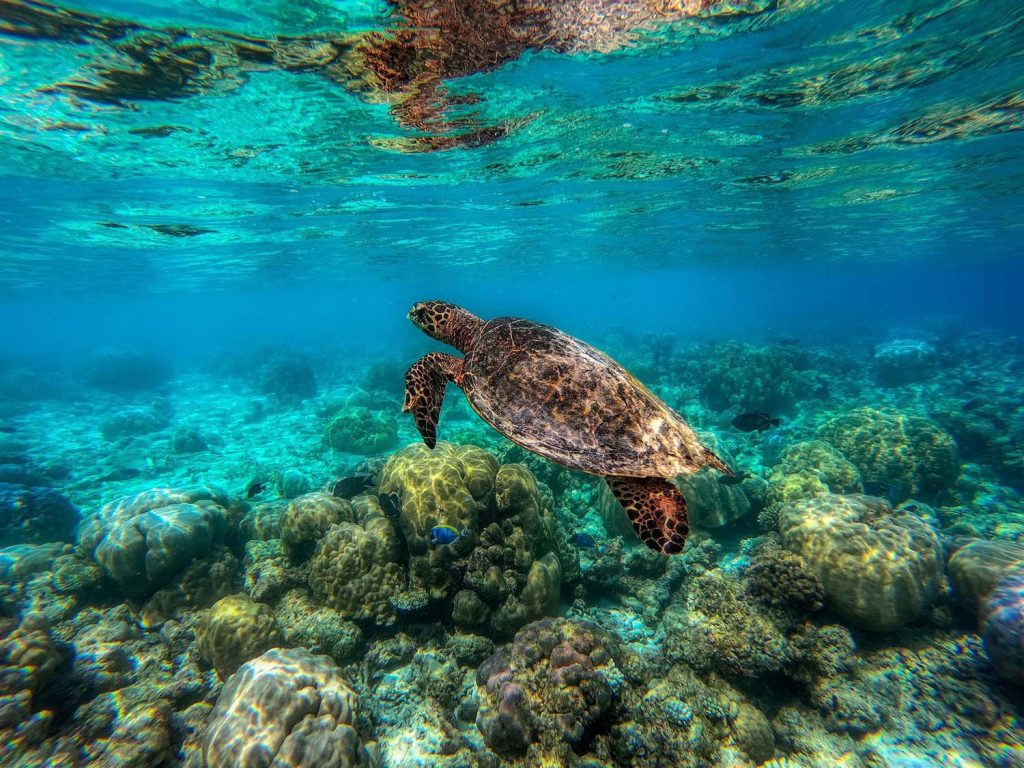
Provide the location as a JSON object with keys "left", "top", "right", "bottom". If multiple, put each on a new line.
{"left": 1, "top": 0, "right": 1023, "bottom": 766}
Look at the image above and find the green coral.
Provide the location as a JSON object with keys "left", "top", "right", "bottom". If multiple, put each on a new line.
{"left": 196, "top": 594, "right": 282, "bottom": 679}
{"left": 378, "top": 443, "right": 564, "bottom": 636}
{"left": 779, "top": 493, "right": 944, "bottom": 630}
{"left": 323, "top": 406, "right": 398, "bottom": 454}
{"left": 280, "top": 492, "right": 354, "bottom": 560}
{"left": 818, "top": 407, "right": 959, "bottom": 502}
{"left": 307, "top": 495, "right": 406, "bottom": 625}
{"left": 700, "top": 341, "right": 823, "bottom": 412}
{"left": 765, "top": 440, "right": 862, "bottom": 507}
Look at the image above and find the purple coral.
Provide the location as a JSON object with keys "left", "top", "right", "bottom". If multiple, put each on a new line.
{"left": 475, "top": 618, "right": 621, "bottom": 754}
{"left": 982, "top": 567, "right": 1024, "bottom": 686}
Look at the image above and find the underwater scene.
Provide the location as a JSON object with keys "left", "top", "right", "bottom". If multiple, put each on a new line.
{"left": 2, "top": 0, "right": 1024, "bottom": 765}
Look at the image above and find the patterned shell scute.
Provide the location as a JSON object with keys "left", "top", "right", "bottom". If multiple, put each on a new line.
{"left": 462, "top": 318, "right": 713, "bottom": 477}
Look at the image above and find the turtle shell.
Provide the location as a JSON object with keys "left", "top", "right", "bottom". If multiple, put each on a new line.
{"left": 461, "top": 317, "right": 726, "bottom": 477}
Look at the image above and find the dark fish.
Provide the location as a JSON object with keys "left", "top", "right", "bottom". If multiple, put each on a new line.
{"left": 331, "top": 474, "right": 375, "bottom": 499}
{"left": 962, "top": 398, "right": 983, "bottom": 412}
{"left": 731, "top": 413, "right": 780, "bottom": 432}
{"left": 246, "top": 480, "right": 269, "bottom": 499}
{"left": 717, "top": 471, "right": 752, "bottom": 486}
{"left": 0, "top": 427, "right": 15, "bottom": 434}
{"left": 568, "top": 532, "right": 598, "bottom": 549}
{"left": 378, "top": 492, "right": 401, "bottom": 518}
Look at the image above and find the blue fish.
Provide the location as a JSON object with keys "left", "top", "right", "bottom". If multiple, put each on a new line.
{"left": 429, "top": 525, "right": 469, "bottom": 546}
{"left": 569, "top": 532, "right": 598, "bottom": 549}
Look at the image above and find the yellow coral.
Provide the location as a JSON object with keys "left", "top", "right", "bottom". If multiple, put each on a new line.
{"left": 279, "top": 492, "right": 353, "bottom": 560}
{"left": 765, "top": 440, "right": 862, "bottom": 507}
{"left": 196, "top": 594, "right": 281, "bottom": 679}
{"left": 307, "top": 496, "right": 405, "bottom": 624}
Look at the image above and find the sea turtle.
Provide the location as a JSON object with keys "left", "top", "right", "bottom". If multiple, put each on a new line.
{"left": 402, "top": 301, "right": 731, "bottom": 554}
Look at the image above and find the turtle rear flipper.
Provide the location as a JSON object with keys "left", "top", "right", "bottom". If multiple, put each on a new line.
{"left": 607, "top": 476, "right": 689, "bottom": 555}
{"left": 403, "top": 353, "right": 463, "bottom": 449}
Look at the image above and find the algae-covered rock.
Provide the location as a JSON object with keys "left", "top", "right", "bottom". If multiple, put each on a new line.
{"left": 78, "top": 486, "right": 238, "bottom": 598}
{"left": 818, "top": 408, "right": 958, "bottom": 502}
{"left": 307, "top": 495, "right": 405, "bottom": 625}
{"left": 196, "top": 594, "right": 282, "bottom": 679}
{"left": 202, "top": 647, "right": 376, "bottom": 768}
{"left": 779, "top": 493, "right": 943, "bottom": 630}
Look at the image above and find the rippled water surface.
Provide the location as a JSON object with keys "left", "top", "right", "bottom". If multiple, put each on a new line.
{"left": 1, "top": 0, "right": 1022, "bottom": 290}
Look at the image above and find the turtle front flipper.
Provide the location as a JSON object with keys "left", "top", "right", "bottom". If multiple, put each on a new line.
{"left": 607, "top": 476, "right": 689, "bottom": 555}
{"left": 403, "top": 353, "right": 463, "bottom": 449}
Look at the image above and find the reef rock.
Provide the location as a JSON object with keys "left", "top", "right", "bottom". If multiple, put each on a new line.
{"left": 202, "top": 647, "right": 377, "bottom": 768}
{"left": 872, "top": 338, "right": 938, "bottom": 386}
{"left": 779, "top": 493, "right": 944, "bottom": 630}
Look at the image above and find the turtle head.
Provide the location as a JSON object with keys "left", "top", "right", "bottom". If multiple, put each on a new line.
{"left": 408, "top": 301, "right": 482, "bottom": 353}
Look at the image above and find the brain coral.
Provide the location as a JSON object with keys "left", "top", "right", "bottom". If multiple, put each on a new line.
{"left": 981, "top": 567, "right": 1024, "bottom": 686}
{"left": 196, "top": 594, "right": 282, "bottom": 679}
{"left": 475, "top": 617, "right": 623, "bottom": 754}
{"left": 202, "top": 647, "right": 377, "bottom": 768}
{"left": 307, "top": 495, "right": 406, "bottom": 625}
{"left": 78, "top": 486, "right": 238, "bottom": 598}
{"left": 817, "top": 408, "right": 959, "bottom": 503}
{"left": 779, "top": 493, "right": 944, "bottom": 630}
{"left": 280, "top": 492, "right": 354, "bottom": 560}
{"left": 379, "top": 443, "right": 564, "bottom": 636}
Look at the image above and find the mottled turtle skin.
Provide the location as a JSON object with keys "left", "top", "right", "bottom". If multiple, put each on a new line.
{"left": 403, "top": 300, "right": 729, "bottom": 554}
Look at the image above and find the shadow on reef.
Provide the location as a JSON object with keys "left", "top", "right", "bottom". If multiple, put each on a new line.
{"left": 0, "top": 0, "right": 771, "bottom": 151}
{"left": 1, "top": 327, "right": 1024, "bottom": 765}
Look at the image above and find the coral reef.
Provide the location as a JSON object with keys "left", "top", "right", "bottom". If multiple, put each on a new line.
{"left": 475, "top": 617, "right": 623, "bottom": 755}
{"left": 202, "top": 647, "right": 377, "bottom": 768}
{"left": 700, "top": 341, "right": 825, "bottom": 413}
{"left": 324, "top": 406, "right": 398, "bottom": 454}
{"left": 0, "top": 483, "right": 78, "bottom": 547}
{"left": 778, "top": 493, "right": 944, "bottom": 630}
{"left": 744, "top": 547, "right": 824, "bottom": 613}
{"left": 765, "top": 440, "right": 862, "bottom": 508}
{"left": 256, "top": 353, "right": 318, "bottom": 402}
{"left": 981, "top": 567, "right": 1024, "bottom": 686}
{"left": 78, "top": 485, "right": 239, "bottom": 597}
{"left": 307, "top": 495, "right": 405, "bottom": 625}
{"left": 100, "top": 406, "right": 169, "bottom": 441}
{"left": 196, "top": 594, "right": 282, "bottom": 679}
{"left": 665, "top": 569, "right": 787, "bottom": 677}
{"left": 280, "top": 491, "right": 354, "bottom": 560}
{"left": 84, "top": 346, "right": 169, "bottom": 392}
{"left": 948, "top": 539, "right": 1024, "bottom": 614}
{"left": 872, "top": 338, "right": 938, "bottom": 386}
{"left": 379, "top": 443, "right": 565, "bottom": 636}
{"left": 818, "top": 407, "right": 959, "bottom": 502}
